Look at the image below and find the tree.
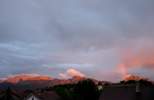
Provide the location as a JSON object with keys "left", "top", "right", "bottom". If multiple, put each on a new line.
{"left": 74, "top": 79, "right": 99, "bottom": 100}
{"left": 54, "top": 86, "right": 74, "bottom": 100}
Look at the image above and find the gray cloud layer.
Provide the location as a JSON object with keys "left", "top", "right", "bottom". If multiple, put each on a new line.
{"left": 0, "top": 0, "right": 154, "bottom": 81}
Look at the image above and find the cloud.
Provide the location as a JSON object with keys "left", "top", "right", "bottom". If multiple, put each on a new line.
{"left": 59, "top": 73, "right": 68, "bottom": 79}
{"left": 0, "top": 0, "right": 154, "bottom": 81}
{"left": 67, "top": 68, "right": 85, "bottom": 77}
{"left": 117, "top": 39, "right": 154, "bottom": 78}
{"left": 59, "top": 68, "right": 85, "bottom": 79}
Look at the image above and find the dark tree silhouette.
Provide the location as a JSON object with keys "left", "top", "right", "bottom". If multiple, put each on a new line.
{"left": 0, "top": 87, "right": 15, "bottom": 100}
{"left": 74, "top": 79, "right": 99, "bottom": 100}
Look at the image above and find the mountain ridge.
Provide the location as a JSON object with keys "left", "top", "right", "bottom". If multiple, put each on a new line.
{"left": 0, "top": 74, "right": 99, "bottom": 90}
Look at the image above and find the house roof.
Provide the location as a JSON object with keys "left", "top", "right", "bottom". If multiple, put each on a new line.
{"left": 99, "top": 84, "right": 154, "bottom": 100}
{"left": 37, "top": 91, "right": 61, "bottom": 100}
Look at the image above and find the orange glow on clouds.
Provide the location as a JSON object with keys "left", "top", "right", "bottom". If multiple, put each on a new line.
{"left": 117, "top": 44, "right": 154, "bottom": 79}
{"left": 59, "top": 68, "right": 85, "bottom": 79}
{"left": 117, "top": 63, "right": 128, "bottom": 77}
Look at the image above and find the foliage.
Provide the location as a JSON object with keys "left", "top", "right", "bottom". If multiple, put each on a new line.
{"left": 53, "top": 79, "right": 100, "bottom": 100}
{"left": 73, "top": 79, "right": 99, "bottom": 100}
{"left": 53, "top": 84, "right": 76, "bottom": 100}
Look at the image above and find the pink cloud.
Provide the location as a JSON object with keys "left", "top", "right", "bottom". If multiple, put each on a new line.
{"left": 59, "top": 68, "right": 85, "bottom": 79}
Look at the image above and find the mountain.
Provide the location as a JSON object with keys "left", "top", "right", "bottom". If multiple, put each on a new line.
{"left": 123, "top": 74, "right": 148, "bottom": 81}
{"left": 4, "top": 74, "right": 53, "bottom": 84}
{"left": 118, "top": 74, "right": 153, "bottom": 85}
{"left": 0, "top": 75, "right": 91, "bottom": 90}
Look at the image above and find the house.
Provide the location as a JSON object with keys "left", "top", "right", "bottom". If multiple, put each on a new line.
{"left": 24, "top": 91, "right": 61, "bottom": 100}
{"left": 99, "top": 83, "right": 154, "bottom": 100}
{"left": 24, "top": 93, "right": 40, "bottom": 100}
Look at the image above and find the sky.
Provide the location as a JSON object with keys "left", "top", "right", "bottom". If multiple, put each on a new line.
{"left": 0, "top": 0, "right": 154, "bottom": 82}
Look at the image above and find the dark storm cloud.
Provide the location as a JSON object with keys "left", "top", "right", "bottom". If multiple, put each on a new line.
{"left": 0, "top": 0, "right": 154, "bottom": 81}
